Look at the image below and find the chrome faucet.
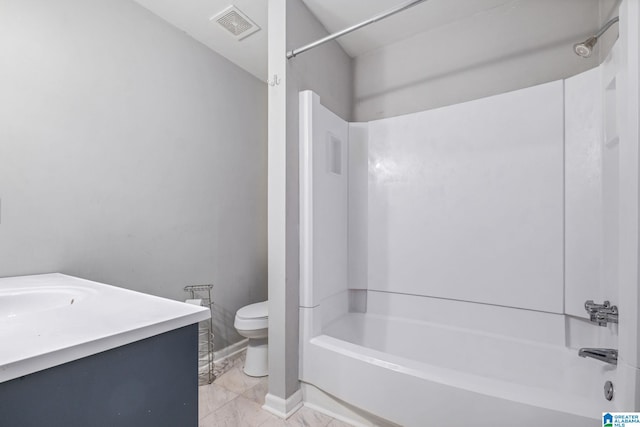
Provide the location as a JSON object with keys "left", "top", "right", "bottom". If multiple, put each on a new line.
{"left": 578, "top": 348, "right": 618, "bottom": 365}
{"left": 585, "top": 300, "right": 618, "bottom": 326}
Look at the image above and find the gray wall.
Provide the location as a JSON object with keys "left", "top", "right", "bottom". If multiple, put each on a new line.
{"left": 353, "top": 0, "right": 617, "bottom": 121}
{"left": 0, "top": 0, "right": 267, "bottom": 350}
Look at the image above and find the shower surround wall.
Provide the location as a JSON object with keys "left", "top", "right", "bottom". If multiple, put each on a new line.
{"left": 299, "top": 39, "right": 635, "bottom": 424}
{"left": 365, "top": 81, "right": 564, "bottom": 311}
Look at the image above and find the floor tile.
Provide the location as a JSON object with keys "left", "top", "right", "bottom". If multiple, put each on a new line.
{"left": 325, "top": 419, "right": 355, "bottom": 427}
{"left": 198, "top": 361, "right": 359, "bottom": 427}
{"left": 258, "top": 416, "right": 289, "bottom": 427}
{"left": 232, "top": 351, "right": 247, "bottom": 368}
{"left": 212, "top": 360, "right": 232, "bottom": 379}
{"left": 213, "top": 350, "right": 246, "bottom": 379}
{"left": 257, "top": 406, "right": 336, "bottom": 427}
{"left": 199, "top": 395, "right": 273, "bottom": 427}
{"left": 286, "top": 406, "right": 333, "bottom": 427}
{"left": 198, "top": 383, "right": 239, "bottom": 420}
{"left": 241, "top": 377, "right": 269, "bottom": 406}
{"left": 214, "top": 366, "right": 262, "bottom": 394}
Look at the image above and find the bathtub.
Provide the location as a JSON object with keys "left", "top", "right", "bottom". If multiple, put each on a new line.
{"left": 299, "top": 291, "right": 614, "bottom": 427}
{"left": 297, "top": 89, "right": 628, "bottom": 426}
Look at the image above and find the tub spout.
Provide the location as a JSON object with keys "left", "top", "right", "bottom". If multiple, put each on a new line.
{"left": 578, "top": 348, "right": 618, "bottom": 365}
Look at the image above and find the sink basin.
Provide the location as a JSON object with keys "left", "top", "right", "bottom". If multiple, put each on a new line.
{"left": 0, "top": 286, "right": 95, "bottom": 319}
{"left": 0, "top": 273, "right": 210, "bottom": 384}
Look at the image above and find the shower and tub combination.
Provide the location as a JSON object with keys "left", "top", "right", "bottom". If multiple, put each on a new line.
{"left": 294, "top": 10, "right": 639, "bottom": 426}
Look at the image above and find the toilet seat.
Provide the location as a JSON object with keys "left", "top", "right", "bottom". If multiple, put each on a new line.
{"left": 234, "top": 301, "right": 268, "bottom": 331}
{"left": 236, "top": 301, "right": 267, "bottom": 319}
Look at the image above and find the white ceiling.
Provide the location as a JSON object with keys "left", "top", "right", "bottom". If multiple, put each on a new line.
{"left": 132, "top": 0, "right": 268, "bottom": 80}
{"left": 131, "top": 0, "right": 603, "bottom": 82}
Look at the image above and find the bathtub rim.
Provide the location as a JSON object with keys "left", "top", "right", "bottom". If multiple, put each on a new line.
{"left": 306, "top": 332, "right": 604, "bottom": 420}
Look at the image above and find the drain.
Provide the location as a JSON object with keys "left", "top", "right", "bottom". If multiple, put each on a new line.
{"left": 604, "top": 381, "right": 614, "bottom": 401}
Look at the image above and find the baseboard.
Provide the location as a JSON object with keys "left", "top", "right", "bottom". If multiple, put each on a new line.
{"left": 262, "top": 389, "right": 304, "bottom": 419}
{"left": 213, "top": 339, "right": 248, "bottom": 363}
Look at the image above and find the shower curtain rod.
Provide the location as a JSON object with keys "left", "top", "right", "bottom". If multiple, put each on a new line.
{"left": 286, "top": 0, "right": 429, "bottom": 59}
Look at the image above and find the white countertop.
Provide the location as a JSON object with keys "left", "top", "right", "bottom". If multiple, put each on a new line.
{"left": 0, "top": 273, "right": 210, "bottom": 383}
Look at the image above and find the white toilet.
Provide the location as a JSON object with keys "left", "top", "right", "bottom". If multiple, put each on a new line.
{"left": 234, "top": 301, "right": 268, "bottom": 377}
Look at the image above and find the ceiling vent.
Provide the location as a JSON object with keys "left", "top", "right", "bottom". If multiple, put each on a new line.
{"left": 211, "top": 6, "right": 260, "bottom": 41}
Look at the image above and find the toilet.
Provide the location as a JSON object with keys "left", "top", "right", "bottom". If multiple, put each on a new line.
{"left": 234, "top": 301, "right": 268, "bottom": 377}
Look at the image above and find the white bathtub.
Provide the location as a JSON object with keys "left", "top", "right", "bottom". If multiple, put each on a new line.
{"left": 299, "top": 292, "right": 615, "bottom": 427}
{"left": 297, "top": 89, "right": 629, "bottom": 426}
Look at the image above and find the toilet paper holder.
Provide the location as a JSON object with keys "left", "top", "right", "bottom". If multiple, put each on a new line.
{"left": 184, "top": 284, "right": 215, "bottom": 385}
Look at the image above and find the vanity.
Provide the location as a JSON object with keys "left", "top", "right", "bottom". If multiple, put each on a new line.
{"left": 0, "top": 273, "right": 210, "bottom": 427}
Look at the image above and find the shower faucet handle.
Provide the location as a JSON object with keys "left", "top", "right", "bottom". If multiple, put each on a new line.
{"left": 584, "top": 300, "right": 618, "bottom": 327}
{"left": 585, "top": 300, "right": 610, "bottom": 312}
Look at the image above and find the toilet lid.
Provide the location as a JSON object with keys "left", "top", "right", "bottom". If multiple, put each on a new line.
{"left": 237, "top": 301, "right": 268, "bottom": 319}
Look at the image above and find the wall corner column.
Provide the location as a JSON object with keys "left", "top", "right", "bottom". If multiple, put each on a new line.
{"left": 264, "top": 0, "right": 303, "bottom": 419}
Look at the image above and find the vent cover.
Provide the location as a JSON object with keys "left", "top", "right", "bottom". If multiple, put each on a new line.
{"left": 211, "top": 6, "right": 260, "bottom": 40}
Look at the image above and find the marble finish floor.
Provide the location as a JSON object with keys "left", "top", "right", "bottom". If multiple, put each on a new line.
{"left": 199, "top": 351, "right": 353, "bottom": 427}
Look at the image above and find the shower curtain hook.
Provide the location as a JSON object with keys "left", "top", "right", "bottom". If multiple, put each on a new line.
{"left": 268, "top": 74, "right": 281, "bottom": 87}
